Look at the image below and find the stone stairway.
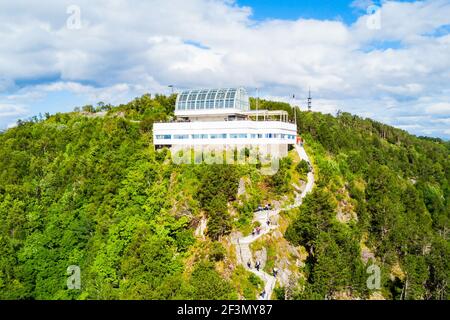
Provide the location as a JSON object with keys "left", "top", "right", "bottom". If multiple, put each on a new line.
{"left": 233, "top": 144, "right": 315, "bottom": 300}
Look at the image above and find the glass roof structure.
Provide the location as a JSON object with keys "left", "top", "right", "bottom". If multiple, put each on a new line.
{"left": 175, "top": 88, "right": 249, "bottom": 112}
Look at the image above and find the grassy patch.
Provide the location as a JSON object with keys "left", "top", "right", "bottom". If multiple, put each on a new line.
{"left": 230, "top": 265, "right": 264, "bottom": 299}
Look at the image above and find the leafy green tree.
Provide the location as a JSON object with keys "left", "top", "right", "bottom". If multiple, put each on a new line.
{"left": 189, "top": 262, "right": 235, "bottom": 300}
{"left": 206, "top": 194, "right": 232, "bottom": 240}
{"left": 295, "top": 159, "right": 310, "bottom": 176}
{"left": 269, "top": 157, "right": 292, "bottom": 194}
{"left": 285, "top": 188, "right": 336, "bottom": 252}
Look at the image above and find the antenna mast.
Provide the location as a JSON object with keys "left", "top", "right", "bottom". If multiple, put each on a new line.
{"left": 307, "top": 88, "right": 312, "bottom": 112}
{"left": 292, "top": 94, "right": 297, "bottom": 126}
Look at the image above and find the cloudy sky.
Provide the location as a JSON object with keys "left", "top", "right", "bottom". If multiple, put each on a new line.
{"left": 0, "top": 0, "right": 449, "bottom": 139}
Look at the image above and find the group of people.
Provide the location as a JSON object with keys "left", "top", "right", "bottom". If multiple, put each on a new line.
{"left": 247, "top": 260, "right": 279, "bottom": 278}
{"left": 246, "top": 258, "right": 280, "bottom": 299}
{"left": 260, "top": 290, "right": 266, "bottom": 299}
{"left": 250, "top": 220, "right": 273, "bottom": 237}
{"left": 257, "top": 268, "right": 279, "bottom": 299}
{"left": 251, "top": 226, "right": 262, "bottom": 237}
{"left": 250, "top": 220, "right": 273, "bottom": 238}
{"left": 247, "top": 260, "right": 261, "bottom": 271}
{"left": 255, "top": 203, "right": 272, "bottom": 212}
{"left": 247, "top": 202, "right": 280, "bottom": 300}
{"left": 272, "top": 267, "right": 278, "bottom": 278}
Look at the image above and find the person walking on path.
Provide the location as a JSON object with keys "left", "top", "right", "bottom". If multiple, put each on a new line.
{"left": 273, "top": 267, "right": 278, "bottom": 278}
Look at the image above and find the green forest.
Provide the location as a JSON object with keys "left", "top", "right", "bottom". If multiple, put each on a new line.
{"left": 0, "top": 94, "right": 448, "bottom": 300}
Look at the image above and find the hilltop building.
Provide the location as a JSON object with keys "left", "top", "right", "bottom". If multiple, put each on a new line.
{"left": 153, "top": 87, "right": 298, "bottom": 157}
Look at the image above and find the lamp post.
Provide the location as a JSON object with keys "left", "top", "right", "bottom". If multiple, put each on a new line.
{"left": 256, "top": 88, "right": 259, "bottom": 121}
{"left": 168, "top": 85, "right": 174, "bottom": 94}
{"left": 292, "top": 94, "right": 296, "bottom": 125}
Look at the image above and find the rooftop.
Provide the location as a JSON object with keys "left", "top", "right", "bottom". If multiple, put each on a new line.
{"left": 175, "top": 87, "right": 249, "bottom": 116}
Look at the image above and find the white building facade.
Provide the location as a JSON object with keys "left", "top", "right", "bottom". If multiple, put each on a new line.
{"left": 153, "top": 88, "right": 298, "bottom": 157}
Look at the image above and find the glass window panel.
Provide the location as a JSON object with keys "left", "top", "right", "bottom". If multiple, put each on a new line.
{"left": 230, "top": 133, "right": 247, "bottom": 138}
{"left": 225, "top": 89, "right": 236, "bottom": 99}
{"left": 179, "top": 93, "right": 188, "bottom": 101}
{"left": 207, "top": 90, "right": 217, "bottom": 99}
{"left": 174, "top": 134, "right": 189, "bottom": 139}
{"left": 188, "top": 91, "right": 198, "bottom": 101}
{"left": 217, "top": 91, "right": 225, "bottom": 99}
{"left": 156, "top": 135, "right": 171, "bottom": 139}
{"left": 192, "top": 134, "right": 208, "bottom": 139}
{"left": 197, "top": 91, "right": 208, "bottom": 110}
{"left": 210, "top": 134, "right": 227, "bottom": 139}
{"left": 216, "top": 99, "right": 225, "bottom": 108}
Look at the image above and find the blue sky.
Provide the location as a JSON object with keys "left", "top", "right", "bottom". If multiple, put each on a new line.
{"left": 238, "top": 0, "right": 364, "bottom": 23}
{"left": 238, "top": 0, "right": 418, "bottom": 23}
{"left": 0, "top": 0, "right": 449, "bottom": 139}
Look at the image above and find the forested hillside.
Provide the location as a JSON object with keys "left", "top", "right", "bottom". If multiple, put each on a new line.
{"left": 0, "top": 94, "right": 448, "bottom": 300}
{"left": 287, "top": 110, "right": 449, "bottom": 299}
{"left": 255, "top": 98, "right": 449, "bottom": 299}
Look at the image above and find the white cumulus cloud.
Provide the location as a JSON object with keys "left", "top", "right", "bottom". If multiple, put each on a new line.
{"left": 426, "top": 102, "right": 450, "bottom": 115}
{"left": 0, "top": 0, "right": 449, "bottom": 139}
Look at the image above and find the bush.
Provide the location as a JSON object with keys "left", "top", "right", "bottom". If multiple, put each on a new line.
{"left": 210, "top": 241, "right": 226, "bottom": 262}
{"left": 189, "top": 262, "right": 234, "bottom": 300}
{"left": 274, "top": 287, "right": 286, "bottom": 300}
{"left": 295, "top": 159, "right": 310, "bottom": 175}
{"left": 139, "top": 118, "right": 153, "bottom": 133}
{"left": 206, "top": 197, "right": 232, "bottom": 240}
{"left": 269, "top": 157, "right": 292, "bottom": 194}
{"left": 248, "top": 273, "right": 263, "bottom": 288}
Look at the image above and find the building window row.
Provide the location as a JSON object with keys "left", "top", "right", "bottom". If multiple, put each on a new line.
{"left": 230, "top": 133, "right": 248, "bottom": 139}
{"left": 174, "top": 134, "right": 189, "bottom": 139}
{"left": 156, "top": 135, "right": 172, "bottom": 140}
{"left": 192, "top": 134, "right": 209, "bottom": 139}
{"left": 210, "top": 134, "right": 228, "bottom": 139}
{"left": 156, "top": 134, "right": 296, "bottom": 140}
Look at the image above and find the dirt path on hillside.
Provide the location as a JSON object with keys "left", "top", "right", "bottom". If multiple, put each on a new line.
{"left": 233, "top": 143, "right": 314, "bottom": 300}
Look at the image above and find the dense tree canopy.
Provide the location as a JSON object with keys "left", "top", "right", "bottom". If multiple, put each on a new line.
{"left": 0, "top": 94, "right": 448, "bottom": 300}
{"left": 285, "top": 110, "right": 449, "bottom": 300}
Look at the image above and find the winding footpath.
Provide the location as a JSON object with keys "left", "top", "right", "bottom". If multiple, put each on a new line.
{"left": 233, "top": 143, "right": 315, "bottom": 300}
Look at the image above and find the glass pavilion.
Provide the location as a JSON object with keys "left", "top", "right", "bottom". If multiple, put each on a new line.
{"left": 175, "top": 88, "right": 249, "bottom": 112}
